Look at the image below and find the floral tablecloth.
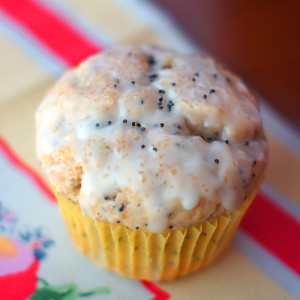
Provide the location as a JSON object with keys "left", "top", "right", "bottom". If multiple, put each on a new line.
{"left": 0, "top": 0, "right": 299, "bottom": 299}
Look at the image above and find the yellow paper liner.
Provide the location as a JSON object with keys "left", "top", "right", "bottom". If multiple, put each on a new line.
{"left": 51, "top": 181, "right": 261, "bottom": 281}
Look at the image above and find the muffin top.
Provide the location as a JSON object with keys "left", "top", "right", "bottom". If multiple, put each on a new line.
{"left": 36, "top": 44, "right": 267, "bottom": 233}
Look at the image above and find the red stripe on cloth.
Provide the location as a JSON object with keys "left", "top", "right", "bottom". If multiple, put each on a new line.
{"left": 0, "top": 0, "right": 102, "bottom": 66}
{"left": 241, "top": 192, "right": 300, "bottom": 276}
{"left": 0, "top": 137, "right": 56, "bottom": 203}
{"left": 141, "top": 281, "right": 170, "bottom": 300}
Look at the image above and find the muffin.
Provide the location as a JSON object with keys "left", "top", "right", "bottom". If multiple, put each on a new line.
{"left": 36, "top": 44, "right": 267, "bottom": 280}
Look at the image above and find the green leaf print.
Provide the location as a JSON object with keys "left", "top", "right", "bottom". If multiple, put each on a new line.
{"left": 78, "top": 287, "right": 111, "bottom": 297}
{"left": 30, "top": 282, "right": 78, "bottom": 300}
{"left": 30, "top": 278, "right": 111, "bottom": 299}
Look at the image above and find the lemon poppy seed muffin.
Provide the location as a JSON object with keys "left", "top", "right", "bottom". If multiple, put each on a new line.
{"left": 36, "top": 44, "right": 267, "bottom": 279}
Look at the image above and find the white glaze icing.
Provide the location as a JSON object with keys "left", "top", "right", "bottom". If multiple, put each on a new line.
{"left": 36, "top": 45, "right": 267, "bottom": 232}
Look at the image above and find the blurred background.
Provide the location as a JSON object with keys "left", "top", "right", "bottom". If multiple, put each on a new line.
{"left": 154, "top": 0, "right": 300, "bottom": 131}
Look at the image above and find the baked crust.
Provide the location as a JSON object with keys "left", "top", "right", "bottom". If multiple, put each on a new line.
{"left": 36, "top": 44, "right": 267, "bottom": 232}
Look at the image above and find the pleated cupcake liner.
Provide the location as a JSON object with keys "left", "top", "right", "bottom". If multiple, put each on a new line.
{"left": 51, "top": 182, "right": 261, "bottom": 281}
